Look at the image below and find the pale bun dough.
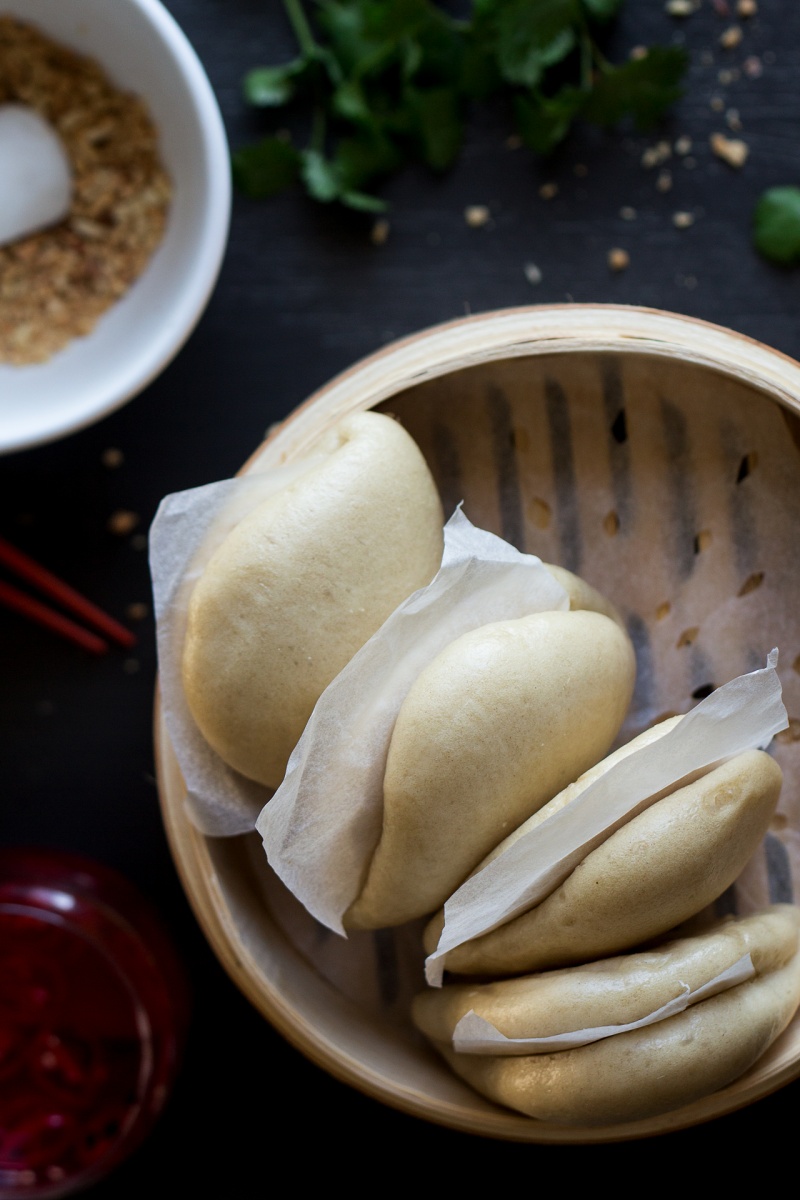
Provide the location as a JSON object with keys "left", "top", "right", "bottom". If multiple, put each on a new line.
{"left": 413, "top": 905, "right": 800, "bottom": 1126}
{"left": 424, "top": 743, "right": 782, "bottom": 976}
{"left": 181, "top": 411, "right": 444, "bottom": 789}
{"left": 543, "top": 563, "right": 625, "bottom": 629}
{"left": 344, "top": 608, "right": 636, "bottom": 931}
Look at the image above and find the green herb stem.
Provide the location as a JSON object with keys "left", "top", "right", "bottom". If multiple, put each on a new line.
{"left": 283, "top": 0, "right": 317, "bottom": 58}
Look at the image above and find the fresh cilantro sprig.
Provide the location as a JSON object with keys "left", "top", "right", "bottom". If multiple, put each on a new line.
{"left": 753, "top": 186, "right": 800, "bottom": 265}
{"left": 232, "top": 0, "right": 687, "bottom": 212}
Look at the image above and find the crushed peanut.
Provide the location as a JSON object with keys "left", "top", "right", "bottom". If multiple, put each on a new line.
{"left": 720, "top": 25, "right": 743, "bottom": 49}
{"left": 125, "top": 601, "right": 149, "bottom": 622}
{"left": 464, "top": 204, "right": 491, "bottom": 228}
{"left": 607, "top": 247, "right": 630, "bottom": 272}
{"left": 0, "top": 16, "right": 172, "bottom": 365}
{"left": 710, "top": 132, "right": 749, "bottom": 167}
{"left": 370, "top": 217, "right": 390, "bottom": 246}
{"left": 641, "top": 141, "right": 672, "bottom": 168}
{"left": 107, "top": 509, "right": 140, "bottom": 536}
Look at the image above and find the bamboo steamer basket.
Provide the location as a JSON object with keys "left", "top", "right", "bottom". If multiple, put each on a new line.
{"left": 155, "top": 304, "right": 800, "bottom": 1143}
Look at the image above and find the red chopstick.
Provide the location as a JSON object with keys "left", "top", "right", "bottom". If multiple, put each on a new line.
{"left": 0, "top": 580, "right": 109, "bottom": 655}
{"left": 0, "top": 535, "right": 136, "bottom": 654}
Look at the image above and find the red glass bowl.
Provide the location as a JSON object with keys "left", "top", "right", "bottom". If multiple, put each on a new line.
{"left": 0, "top": 848, "right": 190, "bottom": 1199}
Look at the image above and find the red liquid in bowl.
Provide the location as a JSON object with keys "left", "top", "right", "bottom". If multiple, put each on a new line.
{"left": 0, "top": 849, "right": 190, "bottom": 1199}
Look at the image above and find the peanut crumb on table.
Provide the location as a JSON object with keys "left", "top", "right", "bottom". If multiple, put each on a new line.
{"left": 607, "top": 247, "right": 630, "bottom": 272}
{"left": 710, "top": 132, "right": 749, "bottom": 167}
{"left": 107, "top": 510, "right": 140, "bottom": 537}
{"left": 464, "top": 205, "right": 491, "bottom": 228}
{"left": 370, "top": 217, "right": 390, "bottom": 245}
{"left": 720, "top": 25, "right": 743, "bottom": 49}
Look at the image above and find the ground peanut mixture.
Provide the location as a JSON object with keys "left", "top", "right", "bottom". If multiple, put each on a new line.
{"left": 0, "top": 16, "right": 172, "bottom": 365}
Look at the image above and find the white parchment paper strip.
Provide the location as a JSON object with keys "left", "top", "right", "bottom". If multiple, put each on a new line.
{"left": 451, "top": 953, "right": 755, "bottom": 1055}
{"left": 426, "top": 651, "right": 788, "bottom": 986}
{"left": 257, "top": 506, "right": 570, "bottom": 936}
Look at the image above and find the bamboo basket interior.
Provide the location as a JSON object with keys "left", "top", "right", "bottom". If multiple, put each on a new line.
{"left": 155, "top": 305, "right": 800, "bottom": 1144}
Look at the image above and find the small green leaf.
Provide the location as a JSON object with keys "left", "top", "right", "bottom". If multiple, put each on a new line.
{"left": 300, "top": 148, "right": 342, "bottom": 201}
{"left": 231, "top": 137, "right": 300, "bottom": 198}
{"left": 332, "top": 79, "right": 373, "bottom": 124}
{"left": 316, "top": 0, "right": 374, "bottom": 74}
{"left": 584, "top": 45, "right": 687, "bottom": 130}
{"left": 407, "top": 86, "right": 462, "bottom": 171}
{"left": 340, "top": 188, "right": 388, "bottom": 212}
{"left": 753, "top": 186, "right": 800, "bottom": 264}
{"left": 335, "top": 132, "right": 403, "bottom": 187}
{"left": 514, "top": 87, "right": 586, "bottom": 154}
{"left": 243, "top": 62, "right": 304, "bottom": 107}
{"left": 460, "top": 32, "right": 501, "bottom": 99}
{"left": 580, "top": 0, "right": 625, "bottom": 22}
{"left": 495, "top": 0, "right": 579, "bottom": 89}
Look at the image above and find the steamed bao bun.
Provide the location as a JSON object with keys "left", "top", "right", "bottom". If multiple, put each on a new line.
{"left": 412, "top": 905, "right": 800, "bottom": 1126}
{"left": 423, "top": 721, "right": 783, "bottom": 977}
{"left": 181, "top": 411, "right": 444, "bottom": 790}
{"left": 343, "top": 607, "right": 636, "bottom": 931}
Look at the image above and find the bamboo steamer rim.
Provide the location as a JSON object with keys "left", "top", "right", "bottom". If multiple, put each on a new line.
{"left": 154, "top": 302, "right": 800, "bottom": 1143}
{"left": 242, "top": 303, "right": 800, "bottom": 472}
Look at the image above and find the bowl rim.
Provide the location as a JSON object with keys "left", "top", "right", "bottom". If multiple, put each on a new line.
{"left": 0, "top": 0, "right": 232, "bottom": 457}
{"left": 155, "top": 302, "right": 800, "bottom": 1143}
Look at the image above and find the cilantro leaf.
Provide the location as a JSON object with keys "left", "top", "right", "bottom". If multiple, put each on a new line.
{"left": 580, "top": 0, "right": 625, "bottom": 23}
{"left": 407, "top": 85, "right": 463, "bottom": 170}
{"left": 583, "top": 45, "right": 688, "bottom": 130}
{"left": 753, "top": 186, "right": 800, "bottom": 264}
{"left": 243, "top": 61, "right": 305, "bottom": 107}
{"left": 495, "top": 0, "right": 580, "bottom": 89}
{"left": 515, "top": 86, "right": 586, "bottom": 155}
{"left": 231, "top": 137, "right": 300, "bottom": 198}
{"left": 300, "top": 148, "right": 343, "bottom": 202}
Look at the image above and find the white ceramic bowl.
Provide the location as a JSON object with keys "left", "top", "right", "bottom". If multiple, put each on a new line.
{"left": 0, "top": 0, "right": 231, "bottom": 455}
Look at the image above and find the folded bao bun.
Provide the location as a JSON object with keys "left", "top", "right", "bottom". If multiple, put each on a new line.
{"left": 181, "top": 411, "right": 444, "bottom": 789}
{"left": 343, "top": 607, "right": 636, "bottom": 931}
{"left": 412, "top": 905, "right": 800, "bottom": 1126}
{"left": 423, "top": 734, "right": 783, "bottom": 977}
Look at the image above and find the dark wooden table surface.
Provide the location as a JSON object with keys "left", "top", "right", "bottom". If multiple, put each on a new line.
{"left": 3, "top": 0, "right": 800, "bottom": 1191}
